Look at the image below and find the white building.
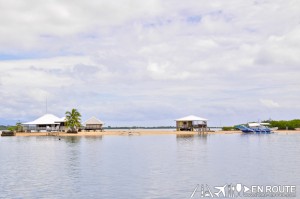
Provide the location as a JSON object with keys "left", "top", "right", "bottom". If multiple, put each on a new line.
{"left": 22, "top": 114, "right": 66, "bottom": 132}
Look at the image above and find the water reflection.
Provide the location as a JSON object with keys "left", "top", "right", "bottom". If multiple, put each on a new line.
{"left": 63, "top": 136, "right": 81, "bottom": 144}
{"left": 83, "top": 136, "right": 102, "bottom": 141}
{"left": 195, "top": 133, "right": 208, "bottom": 139}
{"left": 1, "top": 134, "right": 300, "bottom": 198}
{"left": 176, "top": 134, "right": 194, "bottom": 138}
{"left": 176, "top": 133, "right": 208, "bottom": 145}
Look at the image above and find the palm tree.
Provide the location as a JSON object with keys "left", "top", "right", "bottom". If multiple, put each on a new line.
{"left": 65, "top": 108, "right": 82, "bottom": 133}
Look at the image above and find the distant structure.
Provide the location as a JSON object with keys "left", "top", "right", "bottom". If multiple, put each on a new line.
{"left": 22, "top": 114, "right": 105, "bottom": 132}
{"left": 175, "top": 115, "right": 208, "bottom": 132}
{"left": 83, "top": 117, "right": 104, "bottom": 131}
{"left": 22, "top": 114, "right": 66, "bottom": 132}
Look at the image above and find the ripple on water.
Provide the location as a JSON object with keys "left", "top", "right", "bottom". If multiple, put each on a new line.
{"left": 0, "top": 134, "right": 300, "bottom": 198}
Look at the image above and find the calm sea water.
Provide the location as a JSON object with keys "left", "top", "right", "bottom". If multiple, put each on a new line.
{"left": 0, "top": 133, "right": 300, "bottom": 199}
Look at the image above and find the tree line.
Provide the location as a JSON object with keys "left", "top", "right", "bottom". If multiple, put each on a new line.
{"left": 263, "top": 119, "right": 300, "bottom": 130}
{"left": 221, "top": 119, "right": 300, "bottom": 131}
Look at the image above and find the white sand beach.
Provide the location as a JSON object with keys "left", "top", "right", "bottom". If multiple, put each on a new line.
{"left": 11, "top": 130, "right": 300, "bottom": 137}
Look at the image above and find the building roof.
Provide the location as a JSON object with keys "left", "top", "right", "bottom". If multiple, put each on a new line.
{"left": 22, "top": 114, "right": 62, "bottom": 125}
{"left": 55, "top": 117, "right": 66, "bottom": 123}
{"left": 83, "top": 117, "right": 104, "bottom": 125}
{"left": 175, "top": 115, "right": 208, "bottom": 121}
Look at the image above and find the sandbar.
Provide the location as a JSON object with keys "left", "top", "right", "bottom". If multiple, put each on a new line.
{"left": 11, "top": 130, "right": 300, "bottom": 137}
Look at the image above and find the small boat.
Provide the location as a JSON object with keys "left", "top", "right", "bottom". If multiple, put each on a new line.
{"left": 1, "top": 130, "right": 16, "bottom": 136}
{"left": 270, "top": 127, "right": 278, "bottom": 131}
{"left": 236, "top": 123, "right": 273, "bottom": 134}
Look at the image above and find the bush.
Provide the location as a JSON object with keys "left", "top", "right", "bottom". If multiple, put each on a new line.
{"left": 222, "top": 126, "right": 234, "bottom": 131}
{"left": 263, "top": 119, "right": 300, "bottom": 130}
{"left": 7, "top": 126, "right": 16, "bottom": 131}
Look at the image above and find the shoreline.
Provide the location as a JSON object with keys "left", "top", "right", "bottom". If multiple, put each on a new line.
{"left": 5, "top": 130, "right": 300, "bottom": 137}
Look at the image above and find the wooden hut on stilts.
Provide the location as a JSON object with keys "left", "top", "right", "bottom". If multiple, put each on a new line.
{"left": 83, "top": 117, "right": 104, "bottom": 132}
{"left": 175, "top": 115, "right": 208, "bottom": 134}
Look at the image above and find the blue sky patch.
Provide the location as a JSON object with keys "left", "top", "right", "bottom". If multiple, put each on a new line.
{"left": 186, "top": 15, "right": 202, "bottom": 23}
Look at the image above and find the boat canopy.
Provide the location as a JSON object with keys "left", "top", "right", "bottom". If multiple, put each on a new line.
{"left": 260, "top": 122, "right": 270, "bottom": 126}
{"left": 248, "top": 122, "right": 270, "bottom": 127}
{"left": 248, "top": 123, "right": 261, "bottom": 127}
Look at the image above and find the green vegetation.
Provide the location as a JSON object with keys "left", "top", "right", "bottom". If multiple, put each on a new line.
{"left": 65, "top": 108, "right": 82, "bottom": 133}
{"left": 263, "top": 119, "right": 300, "bottom": 130}
{"left": 2, "top": 122, "right": 24, "bottom": 132}
{"left": 15, "top": 122, "right": 24, "bottom": 132}
{"left": 222, "top": 126, "right": 235, "bottom": 131}
{"left": 7, "top": 126, "right": 16, "bottom": 131}
{"left": 0, "top": 125, "right": 7, "bottom": 130}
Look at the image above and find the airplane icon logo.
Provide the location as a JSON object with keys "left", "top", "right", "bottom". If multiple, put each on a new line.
{"left": 214, "top": 184, "right": 227, "bottom": 197}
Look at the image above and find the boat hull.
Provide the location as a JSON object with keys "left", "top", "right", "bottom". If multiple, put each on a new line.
{"left": 237, "top": 125, "right": 273, "bottom": 134}
{"left": 241, "top": 129, "right": 272, "bottom": 134}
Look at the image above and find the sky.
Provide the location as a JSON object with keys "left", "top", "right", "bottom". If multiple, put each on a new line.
{"left": 0, "top": 0, "right": 300, "bottom": 127}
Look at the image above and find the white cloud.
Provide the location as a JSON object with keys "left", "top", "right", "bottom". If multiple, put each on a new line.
{"left": 0, "top": 0, "right": 163, "bottom": 51}
{"left": 147, "top": 62, "right": 191, "bottom": 80}
{"left": 260, "top": 99, "right": 280, "bottom": 108}
{"left": 1, "top": 0, "right": 300, "bottom": 126}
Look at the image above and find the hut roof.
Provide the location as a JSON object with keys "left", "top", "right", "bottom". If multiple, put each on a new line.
{"left": 22, "top": 114, "right": 61, "bottom": 125}
{"left": 175, "top": 115, "right": 208, "bottom": 121}
{"left": 83, "top": 117, "right": 104, "bottom": 125}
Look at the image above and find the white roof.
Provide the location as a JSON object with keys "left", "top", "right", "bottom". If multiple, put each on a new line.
{"left": 22, "top": 114, "right": 61, "bottom": 125}
{"left": 83, "top": 116, "right": 104, "bottom": 125}
{"left": 55, "top": 117, "right": 66, "bottom": 123}
{"left": 175, "top": 115, "right": 208, "bottom": 121}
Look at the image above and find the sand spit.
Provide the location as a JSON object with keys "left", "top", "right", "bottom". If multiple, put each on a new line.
{"left": 11, "top": 130, "right": 300, "bottom": 137}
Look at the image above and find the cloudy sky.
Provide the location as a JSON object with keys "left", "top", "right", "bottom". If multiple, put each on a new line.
{"left": 0, "top": 0, "right": 300, "bottom": 126}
